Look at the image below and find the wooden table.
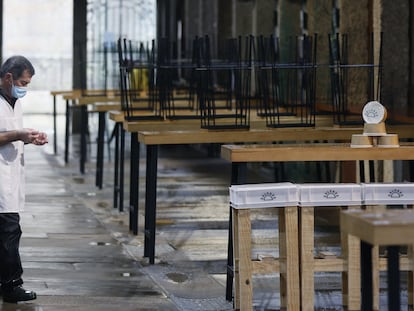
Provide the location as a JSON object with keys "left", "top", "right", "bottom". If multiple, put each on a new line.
{"left": 50, "top": 90, "right": 82, "bottom": 155}
{"left": 221, "top": 142, "right": 414, "bottom": 163}
{"left": 115, "top": 112, "right": 318, "bottom": 221}
{"left": 135, "top": 129, "right": 366, "bottom": 264}
{"left": 109, "top": 110, "right": 209, "bottom": 210}
{"left": 109, "top": 115, "right": 204, "bottom": 229}
{"left": 221, "top": 142, "right": 414, "bottom": 306}
{"left": 50, "top": 89, "right": 119, "bottom": 157}
{"left": 88, "top": 102, "right": 121, "bottom": 188}
{"left": 341, "top": 209, "right": 414, "bottom": 310}
{"left": 61, "top": 93, "right": 120, "bottom": 175}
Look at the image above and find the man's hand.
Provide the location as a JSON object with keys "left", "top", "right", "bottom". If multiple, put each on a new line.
{"left": 17, "top": 129, "right": 48, "bottom": 145}
{"left": 32, "top": 132, "right": 48, "bottom": 145}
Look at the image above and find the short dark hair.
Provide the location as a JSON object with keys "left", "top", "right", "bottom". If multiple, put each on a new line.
{"left": 0, "top": 55, "right": 35, "bottom": 79}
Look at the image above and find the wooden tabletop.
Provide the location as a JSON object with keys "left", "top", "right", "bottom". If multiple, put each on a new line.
{"left": 221, "top": 142, "right": 414, "bottom": 162}
{"left": 136, "top": 127, "right": 367, "bottom": 145}
{"left": 136, "top": 124, "right": 414, "bottom": 145}
{"left": 77, "top": 96, "right": 121, "bottom": 105}
{"left": 108, "top": 110, "right": 125, "bottom": 122}
{"left": 123, "top": 115, "right": 340, "bottom": 132}
{"left": 51, "top": 89, "right": 119, "bottom": 97}
{"left": 341, "top": 209, "right": 414, "bottom": 245}
{"left": 50, "top": 89, "right": 81, "bottom": 97}
{"left": 90, "top": 102, "right": 121, "bottom": 112}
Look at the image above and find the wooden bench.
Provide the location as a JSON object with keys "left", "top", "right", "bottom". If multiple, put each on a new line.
{"left": 298, "top": 183, "right": 363, "bottom": 311}
{"left": 230, "top": 183, "right": 300, "bottom": 310}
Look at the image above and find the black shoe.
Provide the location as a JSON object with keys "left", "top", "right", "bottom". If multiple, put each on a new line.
{"left": 2, "top": 286, "right": 36, "bottom": 303}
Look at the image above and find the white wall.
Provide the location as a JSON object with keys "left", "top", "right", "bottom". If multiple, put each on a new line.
{"left": 3, "top": 0, "right": 73, "bottom": 92}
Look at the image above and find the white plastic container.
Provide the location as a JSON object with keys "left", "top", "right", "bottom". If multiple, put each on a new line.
{"left": 362, "top": 183, "right": 414, "bottom": 205}
{"left": 298, "top": 183, "right": 362, "bottom": 206}
{"left": 229, "top": 182, "right": 298, "bottom": 209}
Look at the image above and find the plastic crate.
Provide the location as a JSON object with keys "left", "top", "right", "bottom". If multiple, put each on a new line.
{"left": 298, "top": 183, "right": 362, "bottom": 206}
{"left": 229, "top": 182, "right": 298, "bottom": 209}
{"left": 362, "top": 183, "right": 414, "bottom": 205}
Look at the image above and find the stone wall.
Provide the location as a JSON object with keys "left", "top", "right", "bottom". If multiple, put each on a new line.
{"left": 178, "top": 0, "right": 413, "bottom": 119}
{"left": 381, "top": 0, "right": 409, "bottom": 113}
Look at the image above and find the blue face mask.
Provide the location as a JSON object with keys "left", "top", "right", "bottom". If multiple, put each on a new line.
{"left": 11, "top": 82, "right": 27, "bottom": 98}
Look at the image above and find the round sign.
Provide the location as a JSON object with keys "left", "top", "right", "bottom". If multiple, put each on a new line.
{"left": 362, "top": 101, "right": 387, "bottom": 124}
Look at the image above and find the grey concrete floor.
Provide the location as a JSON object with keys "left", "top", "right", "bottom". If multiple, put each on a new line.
{"left": 1, "top": 112, "right": 409, "bottom": 310}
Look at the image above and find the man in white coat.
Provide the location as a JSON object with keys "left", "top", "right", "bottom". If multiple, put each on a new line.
{"left": 0, "top": 55, "right": 48, "bottom": 303}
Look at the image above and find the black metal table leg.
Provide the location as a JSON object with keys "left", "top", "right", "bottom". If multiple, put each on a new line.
{"left": 129, "top": 132, "right": 139, "bottom": 234}
{"left": 361, "top": 241, "right": 373, "bottom": 311}
{"left": 64, "top": 99, "right": 70, "bottom": 164}
{"left": 95, "top": 111, "right": 106, "bottom": 189}
{"left": 361, "top": 242, "right": 401, "bottom": 310}
{"left": 53, "top": 95, "right": 57, "bottom": 155}
{"left": 387, "top": 246, "right": 400, "bottom": 310}
{"left": 119, "top": 127, "right": 125, "bottom": 212}
{"left": 113, "top": 123, "right": 120, "bottom": 209}
{"left": 226, "top": 162, "right": 247, "bottom": 302}
{"left": 80, "top": 105, "right": 87, "bottom": 174}
{"left": 144, "top": 144, "right": 158, "bottom": 265}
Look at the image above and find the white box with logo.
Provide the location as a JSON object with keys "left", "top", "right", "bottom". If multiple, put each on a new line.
{"left": 299, "top": 183, "right": 362, "bottom": 206}
{"left": 362, "top": 183, "right": 414, "bottom": 205}
{"left": 230, "top": 182, "right": 298, "bottom": 209}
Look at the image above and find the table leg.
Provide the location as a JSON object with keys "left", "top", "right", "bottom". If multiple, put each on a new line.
{"left": 64, "top": 100, "right": 70, "bottom": 163}
{"left": 361, "top": 241, "right": 373, "bottom": 311}
{"left": 119, "top": 127, "right": 125, "bottom": 212}
{"left": 144, "top": 144, "right": 158, "bottom": 264}
{"left": 226, "top": 162, "right": 247, "bottom": 302}
{"left": 95, "top": 111, "right": 106, "bottom": 189}
{"left": 300, "top": 206, "right": 315, "bottom": 310}
{"left": 80, "top": 105, "right": 87, "bottom": 174}
{"left": 113, "top": 123, "right": 120, "bottom": 209}
{"left": 387, "top": 246, "right": 400, "bottom": 310}
{"left": 129, "top": 132, "right": 139, "bottom": 234}
{"left": 53, "top": 95, "right": 57, "bottom": 155}
{"left": 233, "top": 209, "right": 253, "bottom": 310}
{"left": 279, "top": 206, "right": 300, "bottom": 310}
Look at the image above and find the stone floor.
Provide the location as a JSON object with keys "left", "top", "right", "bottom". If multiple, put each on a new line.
{"left": 0, "top": 111, "right": 410, "bottom": 310}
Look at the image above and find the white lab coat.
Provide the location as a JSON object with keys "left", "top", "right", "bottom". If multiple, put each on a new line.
{"left": 0, "top": 95, "right": 25, "bottom": 212}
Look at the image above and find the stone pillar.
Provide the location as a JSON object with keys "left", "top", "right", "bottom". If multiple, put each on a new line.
{"left": 381, "top": 0, "right": 409, "bottom": 113}
{"left": 218, "top": 0, "right": 234, "bottom": 42}
{"left": 279, "top": 0, "right": 301, "bottom": 62}
{"left": 235, "top": 1, "right": 255, "bottom": 37}
{"left": 183, "top": 0, "right": 202, "bottom": 52}
{"left": 201, "top": 0, "right": 218, "bottom": 57}
{"left": 72, "top": 0, "right": 87, "bottom": 133}
{"left": 307, "top": 0, "right": 332, "bottom": 107}
{"left": 255, "top": 0, "right": 275, "bottom": 36}
{"left": 339, "top": 0, "right": 373, "bottom": 111}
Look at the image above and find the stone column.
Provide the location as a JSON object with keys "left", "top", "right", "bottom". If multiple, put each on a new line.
{"left": 381, "top": 0, "right": 409, "bottom": 113}
{"left": 339, "top": 0, "right": 373, "bottom": 111}
{"left": 278, "top": 0, "right": 301, "bottom": 62}
{"left": 307, "top": 0, "right": 332, "bottom": 107}
{"left": 255, "top": 0, "right": 275, "bottom": 36}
